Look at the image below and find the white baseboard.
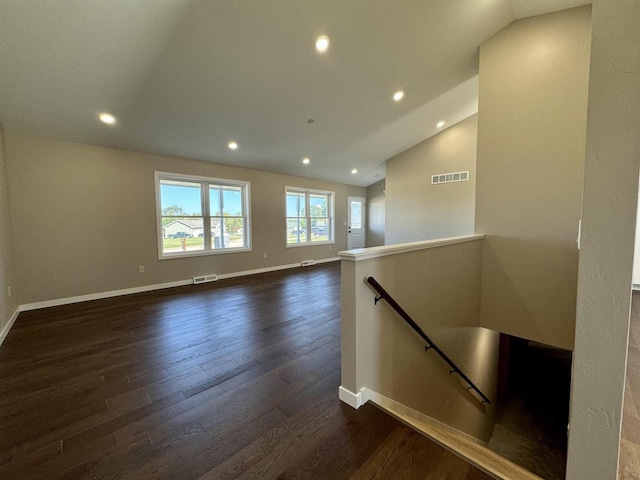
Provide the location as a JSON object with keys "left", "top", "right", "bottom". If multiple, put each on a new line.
{"left": 19, "top": 258, "right": 342, "bottom": 312}
{"left": 338, "top": 385, "right": 370, "bottom": 409}
{"left": 206, "top": 257, "right": 340, "bottom": 281}
{"left": 0, "top": 306, "right": 21, "bottom": 347}
{"left": 217, "top": 262, "right": 301, "bottom": 280}
{"left": 20, "top": 279, "right": 194, "bottom": 312}
{"left": 3, "top": 259, "right": 341, "bottom": 346}
{"left": 315, "top": 257, "right": 340, "bottom": 265}
{"left": 338, "top": 385, "right": 480, "bottom": 444}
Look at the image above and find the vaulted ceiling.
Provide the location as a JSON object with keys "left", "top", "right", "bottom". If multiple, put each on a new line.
{"left": 0, "top": 0, "right": 590, "bottom": 187}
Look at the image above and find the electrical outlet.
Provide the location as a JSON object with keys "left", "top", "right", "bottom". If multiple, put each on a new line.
{"left": 138, "top": 266, "right": 145, "bottom": 274}
{"left": 7, "top": 286, "right": 11, "bottom": 298}
{"left": 263, "top": 253, "right": 268, "bottom": 259}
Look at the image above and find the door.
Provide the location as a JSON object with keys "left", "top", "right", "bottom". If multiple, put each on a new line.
{"left": 348, "top": 196, "right": 365, "bottom": 249}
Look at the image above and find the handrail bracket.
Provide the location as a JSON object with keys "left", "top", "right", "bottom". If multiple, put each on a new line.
{"left": 366, "top": 276, "right": 492, "bottom": 406}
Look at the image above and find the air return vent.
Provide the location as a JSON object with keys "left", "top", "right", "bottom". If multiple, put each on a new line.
{"left": 193, "top": 274, "right": 218, "bottom": 284}
{"left": 431, "top": 171, "right": 469, "bottom": 185}
{"left": 301, "top": 260, "right": 316, "bottom": 267}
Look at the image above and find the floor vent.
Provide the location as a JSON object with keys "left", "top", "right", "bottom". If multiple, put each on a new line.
{"left": 193, "top": 274, "right": 218, "bottom": 284}
{"left": 301, "top": 260, "right": 316, "bottom": 267}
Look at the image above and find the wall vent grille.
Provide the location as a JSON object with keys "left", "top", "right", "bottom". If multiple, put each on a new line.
{"left": 193, "top": 274, "right": 218, "bottom": 284}
{"left": 431, "top": 171, "right": 470, "bottom": 185}
{"left": 301, "top": 260, "right": 316, "bottom": 267}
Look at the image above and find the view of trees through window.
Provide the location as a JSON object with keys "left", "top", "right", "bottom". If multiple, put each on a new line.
{"left": 286, "top": 188, "right": 334, "bottom": 245}
{"left": 157, "top": 175, "right": 249, "bottom": 257}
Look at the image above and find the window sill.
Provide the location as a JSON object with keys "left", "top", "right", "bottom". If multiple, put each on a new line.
{"left": 159, "top": 247, "right": 252, "bottom": 260}
{"left": 286, "top": 241, "right": 335, "bottom": 248}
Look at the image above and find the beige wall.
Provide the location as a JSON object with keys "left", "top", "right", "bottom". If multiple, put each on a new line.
{"left": 385, "top": 115, "right": 477, "bottom": 245}
{"left": 5, "top": 133, "right": 364, "bottom": 304}
{"left": 567, "top": 1, "right": 640, "bottom": 478}
{"left": 341, "top": 237, "right": 499, "bottom": 441}
{"left": 365, "top": 179, "right": 385, "bottom": 247}
{"left": 0, "top": 124, "right": 18, "bottom": 335}
{"left": 475, "top": 6, "right": 592, "bottom": 350}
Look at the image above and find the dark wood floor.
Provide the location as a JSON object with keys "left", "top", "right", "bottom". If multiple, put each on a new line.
{"left": 0, "top": 262, "right": 491, "bottom": 479}
{"left": 620, "top": 291, "right": 640, "bottom": 479}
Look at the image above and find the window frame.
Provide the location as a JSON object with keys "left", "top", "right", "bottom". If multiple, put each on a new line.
{"left": 285, "top": 186, "right": 335, "bottom": 248}
{"left": 155, "top": 172, "right": 251, "bottom": 259}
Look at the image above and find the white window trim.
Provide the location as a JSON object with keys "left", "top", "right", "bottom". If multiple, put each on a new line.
{"left": 155, "top": 171, "right": 252, "bottom": 259}
{"left": 285, "top": 186, "right": 335, "bottom": 248}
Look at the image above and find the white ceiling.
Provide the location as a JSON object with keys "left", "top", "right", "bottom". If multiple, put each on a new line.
{"left": 0, "top": 0, "right": 590, "bottom": 187}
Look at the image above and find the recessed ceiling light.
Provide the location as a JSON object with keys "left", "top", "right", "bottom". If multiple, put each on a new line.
{"left": 393, "top": 90, "right": 405, "bottom": 102}
{"left": 351, "top": 168, "right": 358, "bottom": 174}
{"left": 436, "top": 120, "right": 445, "bottom": 128}
{"left": 228, "top": 141, "right": 238, "bottom": 150}
{"left": 302, "top": 158, "right": 311, "bottom": 165}
{"left": 316, "top": 35, "right": 330, "bottom": 53}
{"left": 99, "top": 113, "right": 116, "bottom": 125}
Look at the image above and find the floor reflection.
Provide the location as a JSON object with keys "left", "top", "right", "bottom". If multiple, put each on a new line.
{"left": 619, "top": 291, "right": 640, "bottom": 479}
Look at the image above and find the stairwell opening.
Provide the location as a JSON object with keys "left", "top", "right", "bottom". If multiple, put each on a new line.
{"left": 487, "top": 334, "right": 572, "bottom": 480}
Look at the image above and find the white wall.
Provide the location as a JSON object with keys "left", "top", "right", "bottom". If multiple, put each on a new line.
{"left": 567, "top": 1, "right": 640, "bottom": 478}
{"left": 385, "top": 115, "right": 477, "bottom": 245}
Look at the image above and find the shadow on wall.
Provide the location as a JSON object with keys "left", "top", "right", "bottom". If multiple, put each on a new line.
{"left": 479, "top": 236, "right": 578, "bottom": 351}
{"left": 341, "top": 237, "right": 500, "bottom": 442}
{"left": 366, "top": 179, "right": 385, "bottom": 247}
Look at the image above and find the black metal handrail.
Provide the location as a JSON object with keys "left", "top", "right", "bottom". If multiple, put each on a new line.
{"left": 366, "top": 276, "right": 491, "bottom": 405}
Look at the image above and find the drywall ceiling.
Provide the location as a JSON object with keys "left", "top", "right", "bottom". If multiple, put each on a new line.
{"left": 0, "top": 0, "right": 590, "bottom": 187}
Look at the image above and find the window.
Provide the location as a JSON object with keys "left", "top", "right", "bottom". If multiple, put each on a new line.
{"left": 155, "top": 172, "right": 250, "bottom": 258}
{"left": 286, "top": 187, "right": 334, "bottom": 246}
